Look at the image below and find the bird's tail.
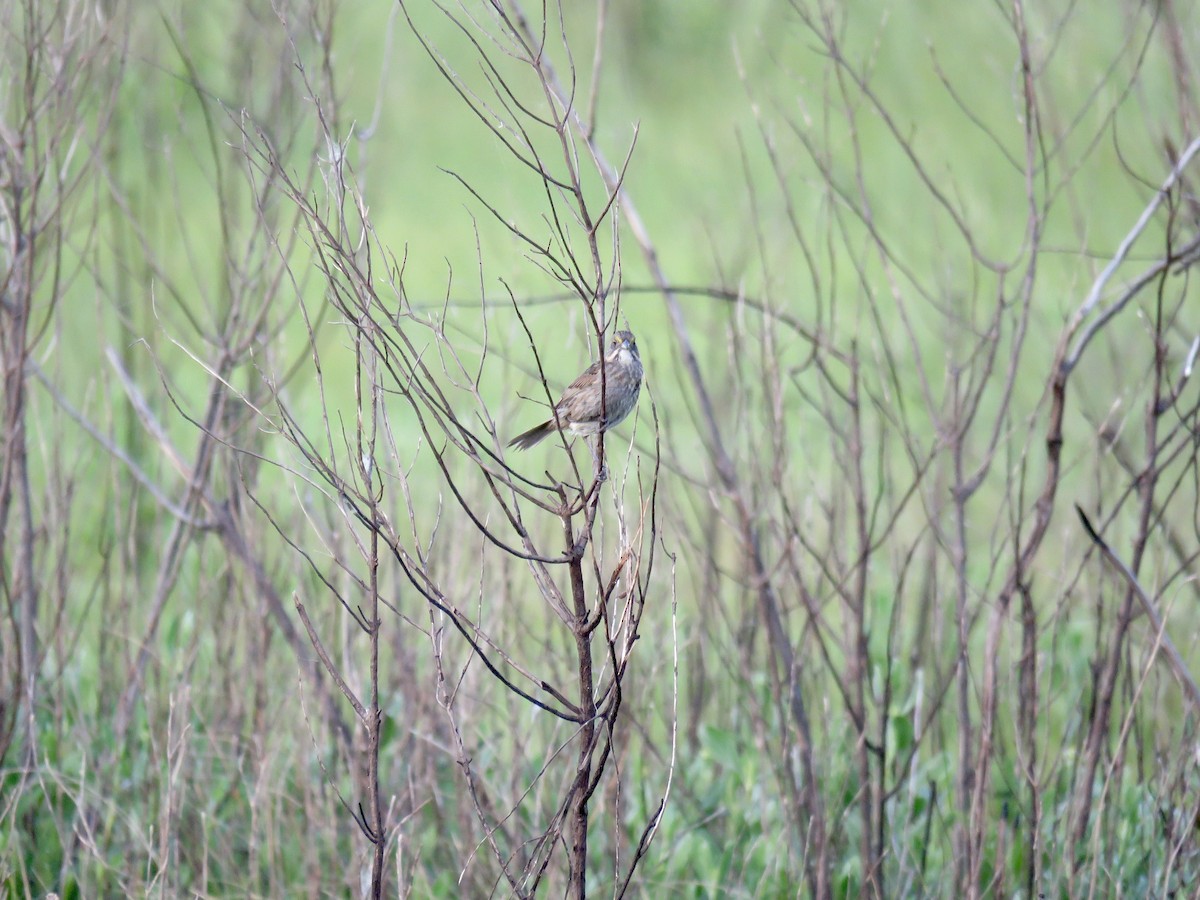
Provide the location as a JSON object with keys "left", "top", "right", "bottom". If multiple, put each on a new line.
{"left": 507, "top": 420, "right": 555, "bottom": 450}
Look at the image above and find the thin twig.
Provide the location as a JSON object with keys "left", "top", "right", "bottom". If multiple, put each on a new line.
{"left": 1075, "top": 504, "right": 1200, "bottom": 712}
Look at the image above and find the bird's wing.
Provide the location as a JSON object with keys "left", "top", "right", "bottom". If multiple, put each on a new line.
{"left": 559, "top": 357, "right": 604, "bottom": 396}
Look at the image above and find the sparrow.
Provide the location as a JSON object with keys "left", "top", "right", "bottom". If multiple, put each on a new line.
{"left": 508, "top": 330, "right": 643, "bottom": 450}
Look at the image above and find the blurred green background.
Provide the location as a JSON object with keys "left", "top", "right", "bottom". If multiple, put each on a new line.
{"left": 4, "top": 0, "right": 1200, "bottom": 897}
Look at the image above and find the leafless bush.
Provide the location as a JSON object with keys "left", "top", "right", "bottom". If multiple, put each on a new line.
{"left": 654, "top": 1, "right": 1200, "bottom": 895}
{"left": 6, "top": 1, "right": 1200, "bottom": 898}
{"left": 191, "top": 3, "right": 670, "bottom": 896}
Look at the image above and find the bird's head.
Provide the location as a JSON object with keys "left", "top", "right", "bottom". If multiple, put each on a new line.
{"left": 611, "top": 330, "right": 638, "bottom": 362}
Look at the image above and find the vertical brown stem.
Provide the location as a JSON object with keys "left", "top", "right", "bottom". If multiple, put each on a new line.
{"left": 846, "top": 358, "right": 879, "bottom": 897}
{"left": 368, "top": 520, "right": 385, "bottom": 898}
{"left": 564, "top": 508, "right": 595, "bottom": 900}
{"left": 950, "top": 378, "right": 975, "bottom": 894}
{"left": 0, "top": 279, "right": 35, "bottom": 767}
{"left": 1018, "top": 582, "right": 1040, "bottom": 897}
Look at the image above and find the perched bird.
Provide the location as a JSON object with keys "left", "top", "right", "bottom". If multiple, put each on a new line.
{"left": 508, "top": 330, "right": 643, "bottom": 450}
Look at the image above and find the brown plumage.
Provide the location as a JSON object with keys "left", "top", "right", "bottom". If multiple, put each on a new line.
{"left": 508, "top": 331, "right": 643, "bottom": 450}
